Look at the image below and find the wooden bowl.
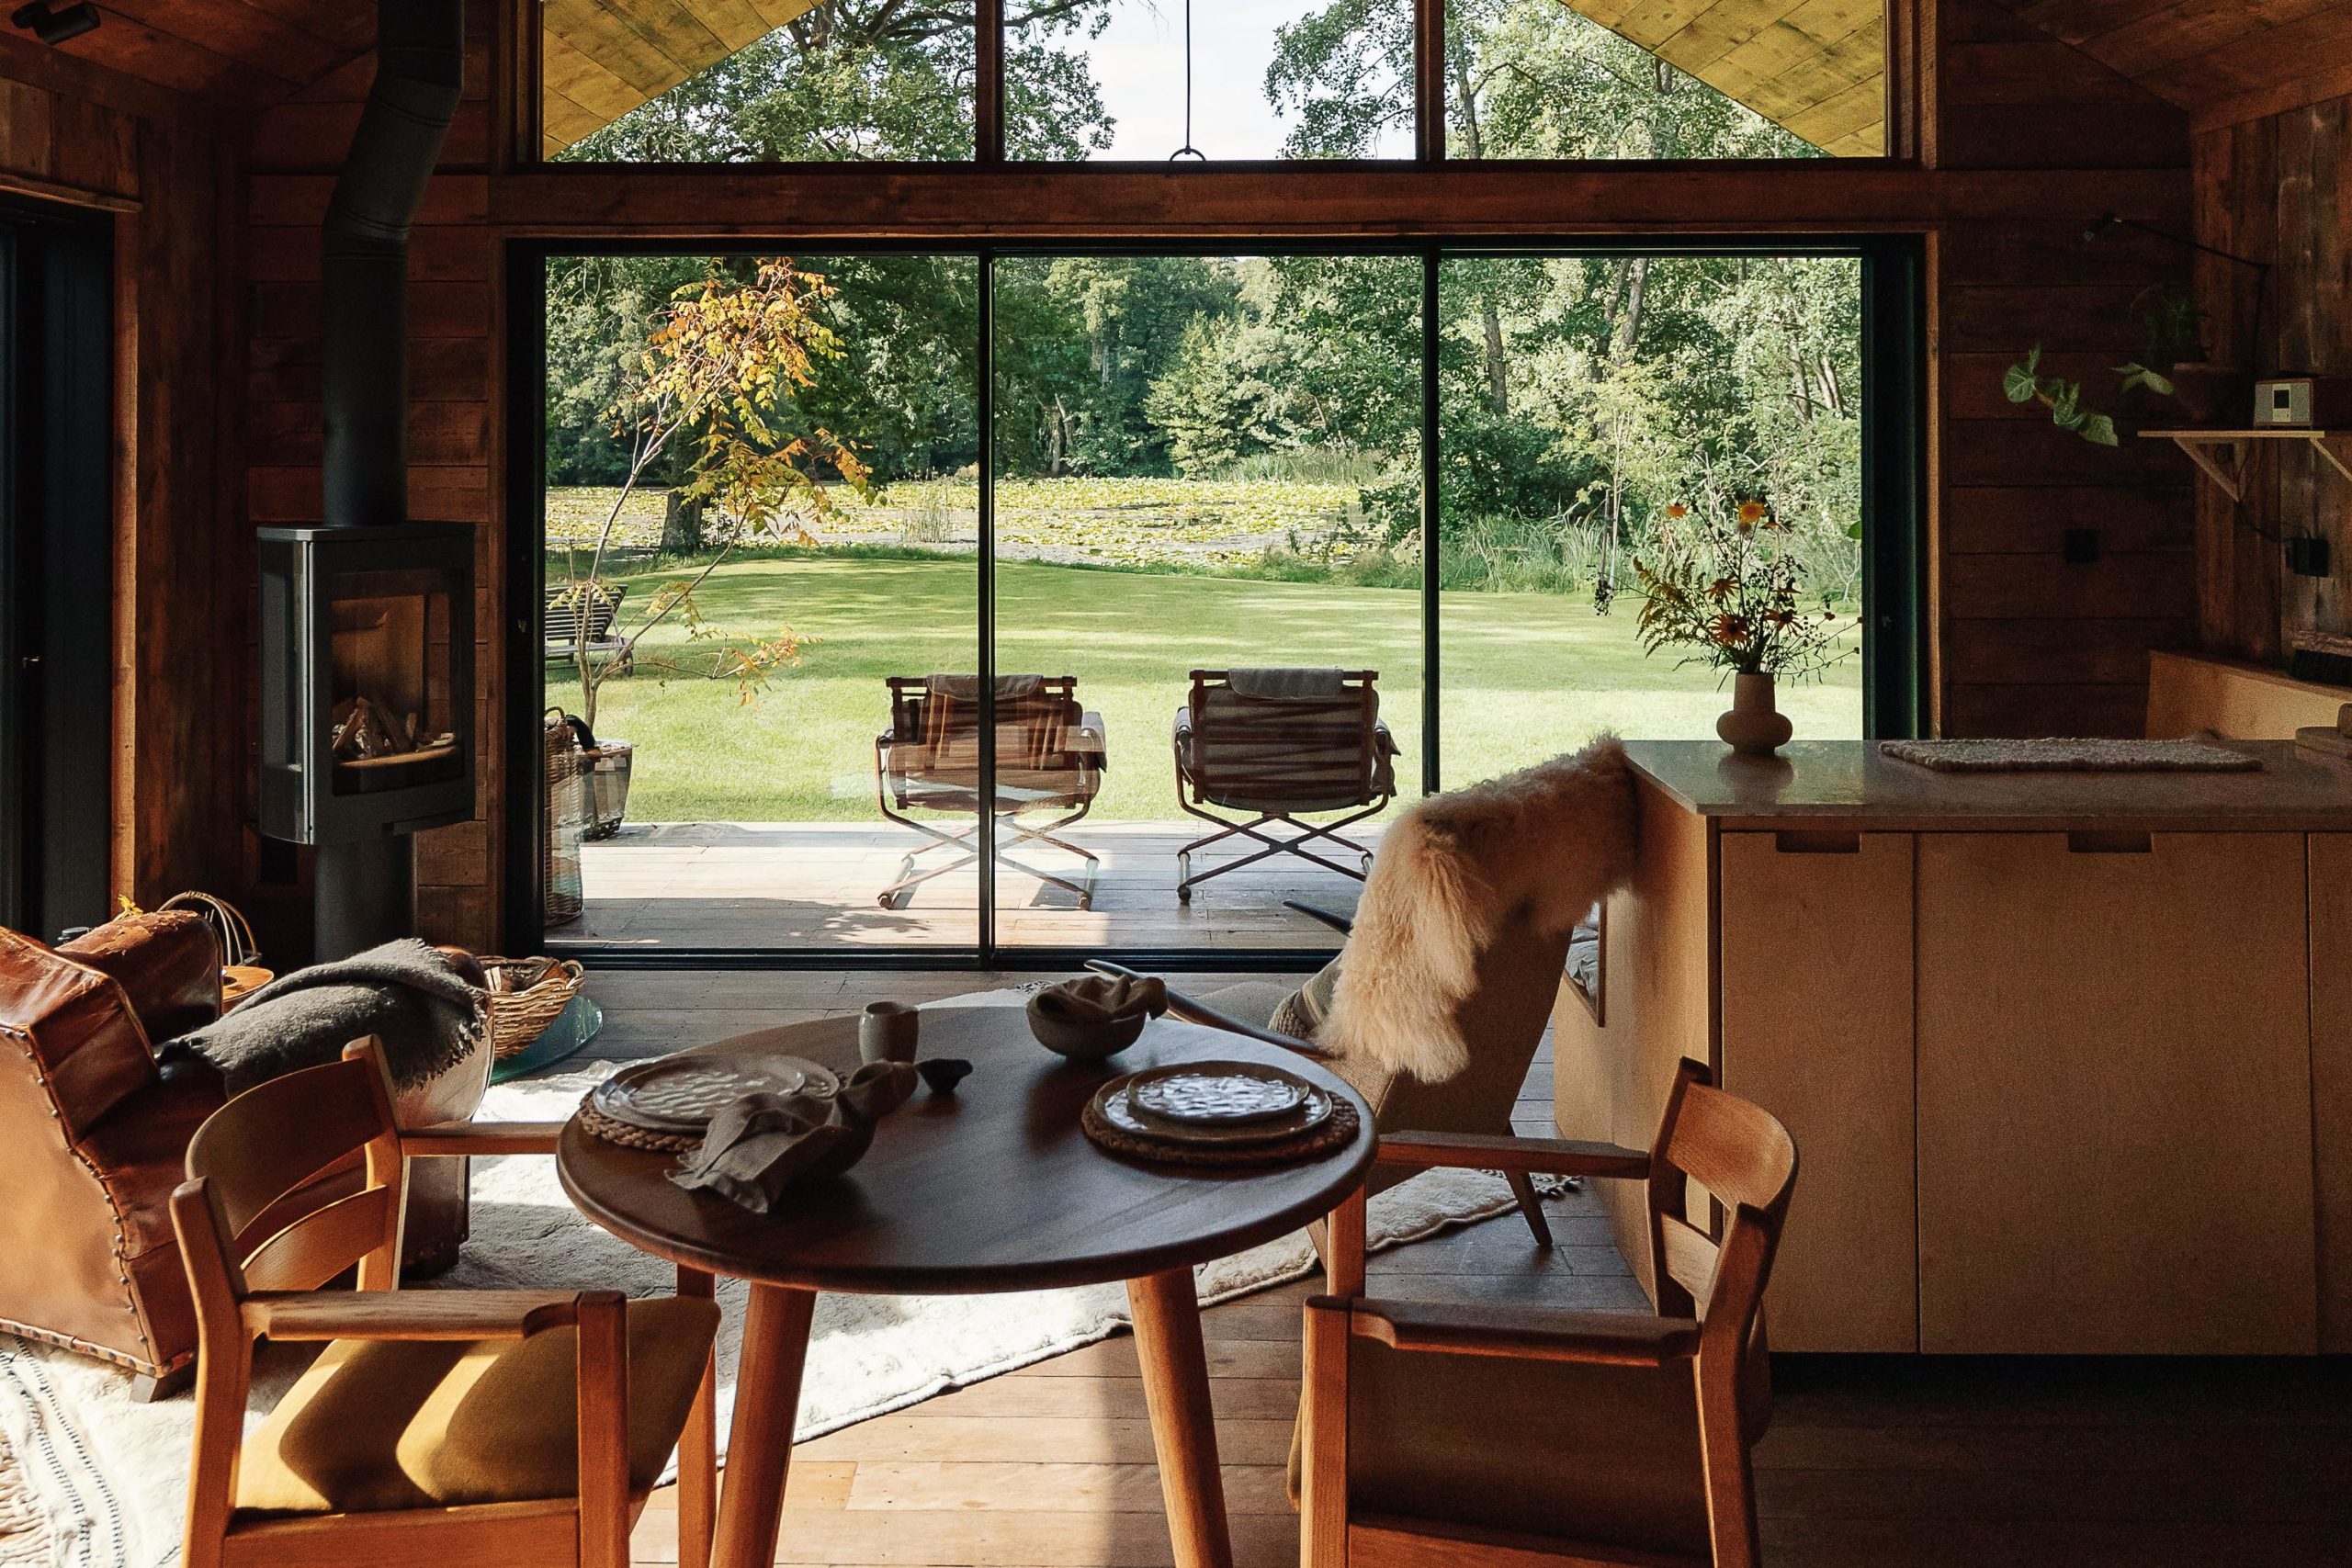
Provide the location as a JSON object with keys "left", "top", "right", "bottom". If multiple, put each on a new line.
{"left": 1026, "top": 996, "right": 1148, "bottom": 1060}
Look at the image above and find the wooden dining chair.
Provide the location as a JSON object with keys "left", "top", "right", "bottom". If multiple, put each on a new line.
{"left": 1296, "top": 1059, "right": 1798, "bottom": 1568}
{"left": 170, "top": 1039, "right": 722, "bottom": 1568}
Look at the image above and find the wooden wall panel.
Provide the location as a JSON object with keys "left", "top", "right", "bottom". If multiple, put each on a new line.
{"left": 0, "top": 43, "right": 247, "bottom": 924}
{"left": 2188, "top": 98, "right": 2352, "bottom": 665}
{"left": 1934, "top": 0, "right": 2194, "bottom": 737}
{"left": 241, "top": 10, "right": 502, "bottom": 954}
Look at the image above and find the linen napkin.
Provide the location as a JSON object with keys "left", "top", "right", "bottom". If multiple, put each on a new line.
{"left": 1030, "top": 973, "right": 1168, "bottom": 1028}
{"left": 672, "top": 1059, "right": 919, "bottom": 1213}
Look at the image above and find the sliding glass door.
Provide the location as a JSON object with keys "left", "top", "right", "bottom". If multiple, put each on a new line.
{"left": 988, "top": 254, "right": 1421, "bottom": 953}
{"left": 523, "top": 242, "right": 1910, "bottom": 962}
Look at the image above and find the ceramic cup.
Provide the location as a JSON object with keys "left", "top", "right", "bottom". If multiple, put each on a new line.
{"left": 859, "top": 1000, "right": 921, "bottom": 1065}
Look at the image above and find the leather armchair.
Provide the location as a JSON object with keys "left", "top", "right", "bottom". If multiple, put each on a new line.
{"left": 0, "top": 912, "right": 224, "bottom": 1396}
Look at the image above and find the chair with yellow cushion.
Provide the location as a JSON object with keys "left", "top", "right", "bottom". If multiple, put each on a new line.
{"left": 171, "top": 1039, "right": 721, "bottom": 1568}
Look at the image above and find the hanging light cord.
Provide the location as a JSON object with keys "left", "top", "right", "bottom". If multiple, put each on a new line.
{"left": 1170, "top": 0, "right": 1204, "bottom": 160}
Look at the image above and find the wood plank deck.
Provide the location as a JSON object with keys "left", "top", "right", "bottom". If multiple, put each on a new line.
{"left": 566, "top": 823, "right": 1371, "bottom": 952}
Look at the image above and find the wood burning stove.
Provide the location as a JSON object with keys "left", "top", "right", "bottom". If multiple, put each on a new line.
{"left": 259, "top": 523, "right": 474, "bottom": 955}
{"left": 258, "top": 522, "right": 474, "bottom": 842}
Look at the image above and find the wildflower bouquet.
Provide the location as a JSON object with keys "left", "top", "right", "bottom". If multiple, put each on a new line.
{"left": 1634, "top": 499, "right": 1852, "bottom": 681}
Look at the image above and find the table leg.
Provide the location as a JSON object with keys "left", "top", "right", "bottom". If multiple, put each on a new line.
{"left": 1127, "top": 1268, "right": 1234, "bottom": 1568}
{"left": 713, "top": 1283, "right": 818, "bottom": 1568}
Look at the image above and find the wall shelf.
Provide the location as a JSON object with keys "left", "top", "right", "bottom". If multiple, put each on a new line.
{"left": 2140, "top": 428, "right": 2352, "bottom": 502}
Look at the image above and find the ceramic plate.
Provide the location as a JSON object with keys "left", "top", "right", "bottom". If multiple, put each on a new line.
{"left": 1094, "top": 1075, "right": 1333, "bottom": 1148}
{"left": 1128, "top": 1062, "right": 1309, "bottom": 1125}
{"left": 590, "top": 1054, "right": 835, "bottom": 1135}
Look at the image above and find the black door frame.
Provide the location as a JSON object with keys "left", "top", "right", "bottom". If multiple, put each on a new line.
{"left": 504, "top": 235, "right": 1927, "bottom": 969}
{"left": 0, "top": 197, "right": 114, "bottom": 940}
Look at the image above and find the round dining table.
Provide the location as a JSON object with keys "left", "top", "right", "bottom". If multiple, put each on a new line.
{"left": 558, "top": 1005, "right": 1375, "bottom": 1568}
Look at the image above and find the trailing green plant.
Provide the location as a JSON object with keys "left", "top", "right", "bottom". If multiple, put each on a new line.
{"left": 2115, "top": 285, "right": 2211, "bottom": 397}
{"left": 2004, "top": 344, "right": 2119, "bottom": 446}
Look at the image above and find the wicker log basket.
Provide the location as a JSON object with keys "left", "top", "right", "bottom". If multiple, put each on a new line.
{"left": 480, "top": 955, "right": 587, "bottom": 1060}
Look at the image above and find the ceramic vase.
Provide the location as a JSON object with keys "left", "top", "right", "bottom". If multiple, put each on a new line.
{"left": 1716, "top": 671, "right": 1793, "bottom": 756}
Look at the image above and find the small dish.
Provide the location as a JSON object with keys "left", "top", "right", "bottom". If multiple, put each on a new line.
{"left": 590, "top": 1054, "right": 834, "bottom": 1136}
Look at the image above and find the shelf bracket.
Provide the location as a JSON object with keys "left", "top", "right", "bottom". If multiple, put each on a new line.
{"left": 2301, "top": 433, "right": 2352, "bottom": 486}
{"left": 2165, "top": 434, "right": 2245, "bottom": 502}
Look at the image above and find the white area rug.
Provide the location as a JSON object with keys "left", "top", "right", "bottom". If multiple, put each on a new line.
{"left": 0, "top": 989, "right": 1536, "bottom": 1568}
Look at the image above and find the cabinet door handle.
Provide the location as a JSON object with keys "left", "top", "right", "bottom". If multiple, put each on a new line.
{"left": 2066, "top": 830, "right": 2152, "bottom": 853}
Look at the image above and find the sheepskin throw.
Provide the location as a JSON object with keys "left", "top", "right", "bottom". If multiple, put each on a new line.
{"left": 1323, "top": 736, "right": 1636, "bottom": 1084}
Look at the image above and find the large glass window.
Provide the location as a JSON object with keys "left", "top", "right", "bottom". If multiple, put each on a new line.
{"left": 527, "top": 244, "right": 1903, "bottom": 958}
{"left": 1435, "top": 253, "right": 1864, "bottom": 786}
{"left": 1006, "top": 0, "right": 1414, "bottom": 160}
{"left": 1442, "top": 0, "right": 1887, "bottom": 160}
{"left": 543, "top": 1, "right": 978, "bottom": 162}
{"left": 537, "top": 0, "right": 1885, "bottom": 163}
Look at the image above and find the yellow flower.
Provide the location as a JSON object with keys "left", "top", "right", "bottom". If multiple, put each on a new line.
{"left": 1736, "top": 500, "right": 1769, "bottom": 533}
{"left": 1666, "top": 502, "right": 1688, "bottom": 519}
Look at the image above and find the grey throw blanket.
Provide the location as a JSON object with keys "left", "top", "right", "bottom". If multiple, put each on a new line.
{"left": 170, "top": 939, "right": 488, "bottom": 1095}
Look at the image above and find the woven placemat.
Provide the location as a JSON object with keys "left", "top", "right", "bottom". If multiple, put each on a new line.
{"left": 577, "top": 1094, "right": 702, "bottom": 1155}
{"left": 1879, "top": 738, "right": 2261, "bottom": 773}
{"left": 1082, "top": 1093, "right": 1360, "bottom": 1168}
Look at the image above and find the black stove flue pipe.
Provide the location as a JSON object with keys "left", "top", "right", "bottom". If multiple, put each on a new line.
{"left": 311, "top": 0, "right": 464, "bottom": 961}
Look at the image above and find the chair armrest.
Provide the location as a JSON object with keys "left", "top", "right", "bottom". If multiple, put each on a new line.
{"left": 1083, "top": 961, "right": 1329, "bottom": 1059}
{"left": 400, "top": 1121, "right": 567, "bottom": 1157}
{"left": 1331, "top": 1296, "right": 1701, "bottom": 1367}
{"left": 1280, "top": 899, "right": 1353, "bottom": 936}
{"left": 245, "top": 1288, "right": 587, "bottom": 1342}
{"left": 1376, "top": 1130, "right": 1651, "bottom": 1180}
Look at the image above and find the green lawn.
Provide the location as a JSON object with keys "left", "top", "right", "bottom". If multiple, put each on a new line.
{"left": 550, "top": 553, "right": 1862, "bottom": 823}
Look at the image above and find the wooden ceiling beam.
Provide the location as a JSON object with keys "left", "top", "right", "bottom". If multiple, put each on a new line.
{"left": 488, "top": 161, "right": 2187, "bottom": 237}
{"left": 1986, "top": 0, "right": 2352, "bottom": 123}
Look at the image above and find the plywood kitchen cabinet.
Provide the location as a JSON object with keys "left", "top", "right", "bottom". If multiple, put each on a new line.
{"left": 1555, "top": 741, "right": 2352, "bottom": 1355}
{"left": 1915, "top": 832, "right": 2314, "bottom": 1354}
{"left": 1718, "top": 830, "right": 1916, "bottom": 1352}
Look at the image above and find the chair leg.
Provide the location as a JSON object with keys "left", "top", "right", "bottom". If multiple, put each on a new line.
{"left": 1506, "top": 1170, "right": 1555, "bottom": 1248}
{"left": 677, "top": 1268, "right": 719, "bottom": 1568}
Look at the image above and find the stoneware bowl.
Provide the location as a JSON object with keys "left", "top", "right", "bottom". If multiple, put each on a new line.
{"left": 1027, "top": 995, "right": 1148, "bottom": 1060}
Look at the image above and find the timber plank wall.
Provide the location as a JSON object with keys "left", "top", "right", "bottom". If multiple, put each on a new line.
{"left": 2194, "top": 96, "right": 2352, "bottom": 665}
{"left": 1933, "top": 0, "right": 2193, "bottom": 739}
{"left": 206, "top": 0, "right": 2192, "bottom": 952}
{"left": 0, "top": 36, "right": 249, "bottom": 920}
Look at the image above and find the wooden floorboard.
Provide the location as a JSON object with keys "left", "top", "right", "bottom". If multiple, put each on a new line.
{"left": 600, "top": 970, "right": 2352, "bottom": 1567}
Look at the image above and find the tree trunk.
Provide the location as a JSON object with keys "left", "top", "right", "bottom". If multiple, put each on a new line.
{"left": 1482, "top": 298, "right": 1509, "bottom": 417}
{"left": 662, "top": 489, "right": 705, "bottom": 554}
{"left": 1613, "top": 256, "right": 1650, "bottom": 356}
{"left": 1451, "top": 47, "right": 1483, "bottom": 159}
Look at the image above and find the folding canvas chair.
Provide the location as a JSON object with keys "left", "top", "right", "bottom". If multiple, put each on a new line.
{"left": 1171, "top": 668, "right": 1396, "bottom": 902}
{"left": 874, "top": 674, "right": 1107, "bottom": 909}
{"left": 544, "top": 581, "right": 628, "bottom": 669}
